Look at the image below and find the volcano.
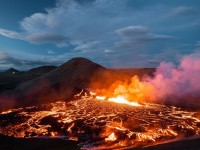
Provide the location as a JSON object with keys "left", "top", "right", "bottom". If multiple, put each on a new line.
{"left": 13, "top": 57, "right": 106, "bottom": 107}
{"left": 0, "top": 57, "right": 200, "bottom": 150}
{"left": 7, "top": 57, "right": 154, "bottom": 108}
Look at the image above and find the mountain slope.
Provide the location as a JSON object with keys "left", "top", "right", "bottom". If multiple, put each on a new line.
{"left": 26, "top": 66, "right": 57, "bottom": 76}
{"left": 14, "top": 57, "right": 105, "bottom": 106}
{"left": 5, "top": 68, "right": 20, "bottom": 74}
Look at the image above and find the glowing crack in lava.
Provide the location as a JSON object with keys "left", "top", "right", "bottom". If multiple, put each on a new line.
{"left": 0, "top": 91, "right": 200, "bottom": 149}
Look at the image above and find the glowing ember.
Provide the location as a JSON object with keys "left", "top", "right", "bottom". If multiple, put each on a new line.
{"left": 89, "top": 91, "right": 96, "bottom": 96}
{"left": 108, "top": 95, "right": 141, "bottom": 106}
{"left": 69, "top": 137, "right": 78, "bottom": 141}
{"left": 105, "top": 132, "right": 117, "bottom": 141}
{"left": 96, "top": 96, "right": 106, "bottom": 100}
{"left": 51, "top": 132, "right": 57, "bottom": 137}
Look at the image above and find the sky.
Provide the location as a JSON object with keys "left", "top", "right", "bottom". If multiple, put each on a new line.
{"left": 0, "top": 0, "right": 200, "bottom": 70}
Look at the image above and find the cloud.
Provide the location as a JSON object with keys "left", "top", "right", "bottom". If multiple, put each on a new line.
{"left": 0, "top": 0, "right": 199, "bottom": 69}
{"left": 116, "top": 26, "right": 149, "bottom": 37}
{"left": 115, "top": 26, "right": 173, "bottom": 47}
{"left": 104, "top": 49, "right": 114, "bottom": 54}
{"left": 73, "top": 41, "right": 100, "bottom": 52}
{"left": 47, "top": 50, "right": 55, "bottom": 54}
{"left": 0, "top": 1, "right": 195, "bottom": 46}
{"left": 0, "top": 51, "right": 61, "bottom": 70}
{"left": 26, "top": 33, "right": 67, "bottom": 44}
{"left": 0, "top": 51, "right": 23, "bottom": 66}
{"left": 0, "top": 29, "right": 23, "bottom": 40}
{"left": 56, "top": 42, "right": 70, "bottom": 48}
{"left": 195, "top": 41, "right": 200, "bottom": 47}
{"left": 0, "top": 29, "right": 67, "bottom": 44}
{"left": 0, "top": 0, "right": 133, "bottom": 44}
{"left": 169, "top": 6, "right": 196, "bottom": 17}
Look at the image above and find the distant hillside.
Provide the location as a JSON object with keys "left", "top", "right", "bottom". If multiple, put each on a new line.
{"left": 0, "top": 66, "right": 57, "bottom": 93}
{"left": 26, "top": 66, "right": 57, "bottom": 76}
{"left": 5, "top": 68, "right": 20, "bottom": 74}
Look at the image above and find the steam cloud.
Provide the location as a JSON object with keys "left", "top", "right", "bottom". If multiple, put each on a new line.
{"left": 145, "top": 54, "right": 200, "bottom": 103}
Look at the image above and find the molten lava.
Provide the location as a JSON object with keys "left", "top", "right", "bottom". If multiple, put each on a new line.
{"left": 108, "top": 96, "right": 141, "bottom": 106}
{"left": 105, "top": 132, "right": 117, "bottom": 142}
{"left": 94, "top": 76, "right": 148, "bottom": 106}
{"left": 96, "top": 94, "right": 141, "bottom": 106}
{"left": 0, "top": 75, "right": 200, "bottom": 149}
{"left": 97, "top": 75, "right": 156, "bottom": 105}
{"left": 0, "top": 90, "right": 200, "bottom": 149}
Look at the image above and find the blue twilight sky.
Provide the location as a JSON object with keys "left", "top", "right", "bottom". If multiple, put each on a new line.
{"left": 0, "top": 0, "right": 200, "bottom": 70}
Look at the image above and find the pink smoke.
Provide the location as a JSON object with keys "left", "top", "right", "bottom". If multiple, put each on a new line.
{"left": 146, "top": 54, "right": 200, "bottom": 103}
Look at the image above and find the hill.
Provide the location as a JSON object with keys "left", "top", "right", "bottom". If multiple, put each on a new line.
{"left": 4, "top": 68, "right": 20, "bottom": 74}
{"left": 14, "top": 58, "right": 106, "bottom": 107}
{"left": 26, "top": 66, "right": 57, "bottom": 76}
{"left": 0, "top": 66, "right": 57, "bottom": 93}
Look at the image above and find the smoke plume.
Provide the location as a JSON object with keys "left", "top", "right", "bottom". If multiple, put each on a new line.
{"left": 146, "top": 54, "right": 200, "bottom": 102}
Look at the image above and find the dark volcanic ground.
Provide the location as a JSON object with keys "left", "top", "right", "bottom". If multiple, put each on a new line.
{"left": 0, "top": 134, "right": 200, "bottom": 150}
{"left": 0, "top": 134, "right": 80, "bottom": 150}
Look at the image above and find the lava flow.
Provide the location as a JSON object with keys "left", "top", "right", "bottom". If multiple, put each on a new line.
{"left": 0, "top": 90, "right": 200, "bottom": 149}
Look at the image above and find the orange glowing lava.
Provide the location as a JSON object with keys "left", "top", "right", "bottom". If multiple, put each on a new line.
{"left": 105, "top": 132, "right": 117, "bottom": 142}
{"left": 0, "top": 76, "right": 200, "bottom": 149}
{"left": 0, "top": 95, "right": 200, "bottom": 149}
{"left": 96, "top": 95, "right": 106, "bottom": 100}
{"left": 95, "top": 94, "right": 141, "bottom": 106}
{"left": 94, "top": 75, "right": 156, "bottom": 107}
{"left": 93, "top": 75, "right": 153, "bottom": 106}
{"left": 108, "top": 95, "right": 141, "bottom": 106}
